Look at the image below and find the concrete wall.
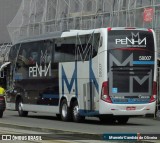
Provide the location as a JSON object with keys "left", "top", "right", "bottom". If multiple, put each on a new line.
{"left": 0, "top": 0, "right": 21, "bottom": 44}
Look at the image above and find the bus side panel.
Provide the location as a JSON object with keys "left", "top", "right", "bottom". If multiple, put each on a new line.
{"left": 59, "top": 57, "right": 99, "bottom": 113}
{"left": 98, "top": 51, "right": 108, "bottom": 114}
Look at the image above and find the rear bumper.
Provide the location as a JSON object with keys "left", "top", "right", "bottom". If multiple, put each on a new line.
{"left": 99, "top": 100, "right": 156, "bottom": 116}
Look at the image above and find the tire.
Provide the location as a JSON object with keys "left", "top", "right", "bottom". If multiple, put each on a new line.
{"left": 99, "top": 115, "right": 116, "bottom": 124}
{"left": 72, "top": 101, "right": 85, "bottom": 123}
{"left": 17, "top": 98, "right": 28, "bottom": 117}
{"left": 116, "top": 116, "right": 129, "bottom": 124}
{"left": 0, "top": 111, "right": 3, "bottom": 118}
{"left": 60, "top": 99, "right": 71, "bottom": 121}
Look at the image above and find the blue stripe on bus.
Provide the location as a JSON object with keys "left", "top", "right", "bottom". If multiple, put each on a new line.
{"left": 79, "top": 110, "right": 99, "bottom": 116}
{"left": 62, "top": 62, "right": 78, "bottom": 97}
{"left": 89, "top": 60, "right": 99, "bottom": 93}
{"left": 112, "top": 98, "right": 150, "bottom": 104}
{"left": 133, "top": 61, "right": 154, "bottom": 65}
{"left": 42, "top": 94, "right": 59, "bottom": 99}
{"left": 14, "top": 74, "right": 23, "bottom": 80}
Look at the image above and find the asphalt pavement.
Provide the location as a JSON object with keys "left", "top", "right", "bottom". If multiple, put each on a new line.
{"left": 0, "top": 110, "right": 160, "bottom": 143}
{"left": 0, "top": 126, "right": 119, "bottom": 143}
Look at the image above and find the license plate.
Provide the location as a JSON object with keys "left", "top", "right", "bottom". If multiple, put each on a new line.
{"left": 126, "top": 106, "right": 136, "bottom": 110}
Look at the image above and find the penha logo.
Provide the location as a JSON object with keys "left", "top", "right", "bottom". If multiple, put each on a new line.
{"left": 115, "top": 32, "right": 146, "bottom": 47}
{"left": 29, "top": 50, "right": 51, "bottom": 77}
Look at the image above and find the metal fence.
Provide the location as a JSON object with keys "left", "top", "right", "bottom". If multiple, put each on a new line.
{"left": 0, "top": 43, "right": 12, "bottom": 63}
{"left": 7, "top": 0, "right": 160, "bottom": 50}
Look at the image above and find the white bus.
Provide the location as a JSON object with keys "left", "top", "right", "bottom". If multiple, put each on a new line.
{"left": 5, "top": 27, "right": 157, "bottom": 124}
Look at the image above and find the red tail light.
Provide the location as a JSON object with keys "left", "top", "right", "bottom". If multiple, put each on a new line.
{"left": 101, "top": 81, "right": 112, "bottom": 103}
{"left": 148, "top": 29, "right": 152, "bottom": 32}
{"left": 107, "top": 27, "right": 112, "bottom": 31}
{"left": 150, "top": 81, "right": 157, "bottom": 103}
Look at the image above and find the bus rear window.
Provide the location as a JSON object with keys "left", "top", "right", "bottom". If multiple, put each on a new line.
{"left": 108, "top": 30, "right": 154, "bottom": 52}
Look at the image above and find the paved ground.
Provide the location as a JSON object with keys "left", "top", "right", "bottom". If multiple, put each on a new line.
{"left": 0, "top": 126, "right": 119, "bottom": 143}
{"left": 1, "top": 110, "right": 160, "bottom": 134}
{"left": 0, "top": 110, "right": 160, "bottom": 143}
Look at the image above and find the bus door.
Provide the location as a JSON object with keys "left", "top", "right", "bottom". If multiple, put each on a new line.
{"left": 83, "top": 82, "right": 97, "bottom": 111}
{"left": 107, "top": 30, "right": 155, "bottom": 104}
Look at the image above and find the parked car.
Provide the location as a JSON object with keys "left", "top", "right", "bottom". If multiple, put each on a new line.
{"left": 0, "top": 96, "right": 5, "bottom": 118}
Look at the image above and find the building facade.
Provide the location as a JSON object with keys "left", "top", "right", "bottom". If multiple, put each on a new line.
{"left": 1, "top": 0, "right": 160, "bottom": 57}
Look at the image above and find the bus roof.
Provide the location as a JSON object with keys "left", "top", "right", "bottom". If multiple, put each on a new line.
{"left": 15, "top": 28, "right": 103, "bottom": 44}
{"left": 15, "top": 27, "right": 152, "bottom": 44}
{"left": 16, "top": 31, "right": 62, "bottom": 44}
{"left": 108, "top": 27, "right": 151, "bottom": 31}
{"left": 61, "top": 28, "right": 102, "bottom": 37}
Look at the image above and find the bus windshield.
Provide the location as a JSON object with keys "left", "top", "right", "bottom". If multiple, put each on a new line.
{"left": 108, "top": 30, "right": 154, "bottom": 51}
{"left": 107, "top": 30, "right": 155, "bottom": 102}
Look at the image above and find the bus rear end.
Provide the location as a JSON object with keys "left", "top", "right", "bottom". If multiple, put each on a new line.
{"left": 100, "top": 28, "right": 157, "bottom": 118}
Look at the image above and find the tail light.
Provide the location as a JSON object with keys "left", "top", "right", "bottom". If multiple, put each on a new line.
{"left": 148, "top": 29, "right": 152, "bottom": 32}
{"left": 150, "top": 81, "right": 157, "bottom": 103}
{"left": 101, "top": 81, "right": 112, "bottom": 103}
{"left": 107, "top": 27, "right": 112, "bottom": 31}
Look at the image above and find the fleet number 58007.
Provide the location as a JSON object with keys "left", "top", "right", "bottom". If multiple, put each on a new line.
{"left": 139, "top": 56, "right": 151, "bottom": 60}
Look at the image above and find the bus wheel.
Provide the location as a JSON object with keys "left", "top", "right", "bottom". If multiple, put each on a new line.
{"left": 60, "top": 99, "right": 71, "bottom": 121}
{"left": 72, "top": 101, "right": 85, "bottom": 123}
{"left": 0, "top": 111, "right": 3, "bottom": 118}
{"left": 17, "top": 98, "right": 28, "bottom": 117}
{"left": 116, "top": 116, "right": 129, "bottom": 124}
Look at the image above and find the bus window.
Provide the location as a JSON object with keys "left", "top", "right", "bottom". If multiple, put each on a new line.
{"left": 43, "top": 40, "right": 53, "bottom": 64}
{"left": 107, "top": 30, "right": 155, "bottom": 96}
{"left": 9, "top": 44, "right": 20, "bottom": 64}
{"left": 54, "top": 37, "right": 75, "bottom": 63}
{"left": 76, "top": 33, "right": 100, "bottom": 61}
{"left": 54, "top": 33, "right": 100, "bottom": 63}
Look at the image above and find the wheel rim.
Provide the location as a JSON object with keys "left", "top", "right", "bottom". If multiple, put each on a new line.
{"left": 62, "top": 103, "right": 67, "bottom": 118}
{"left": 73, "top": 105, "right": 79, "bottom": 118}
{"left": 18, "top": 102, "right": 23, "bottom": 113}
